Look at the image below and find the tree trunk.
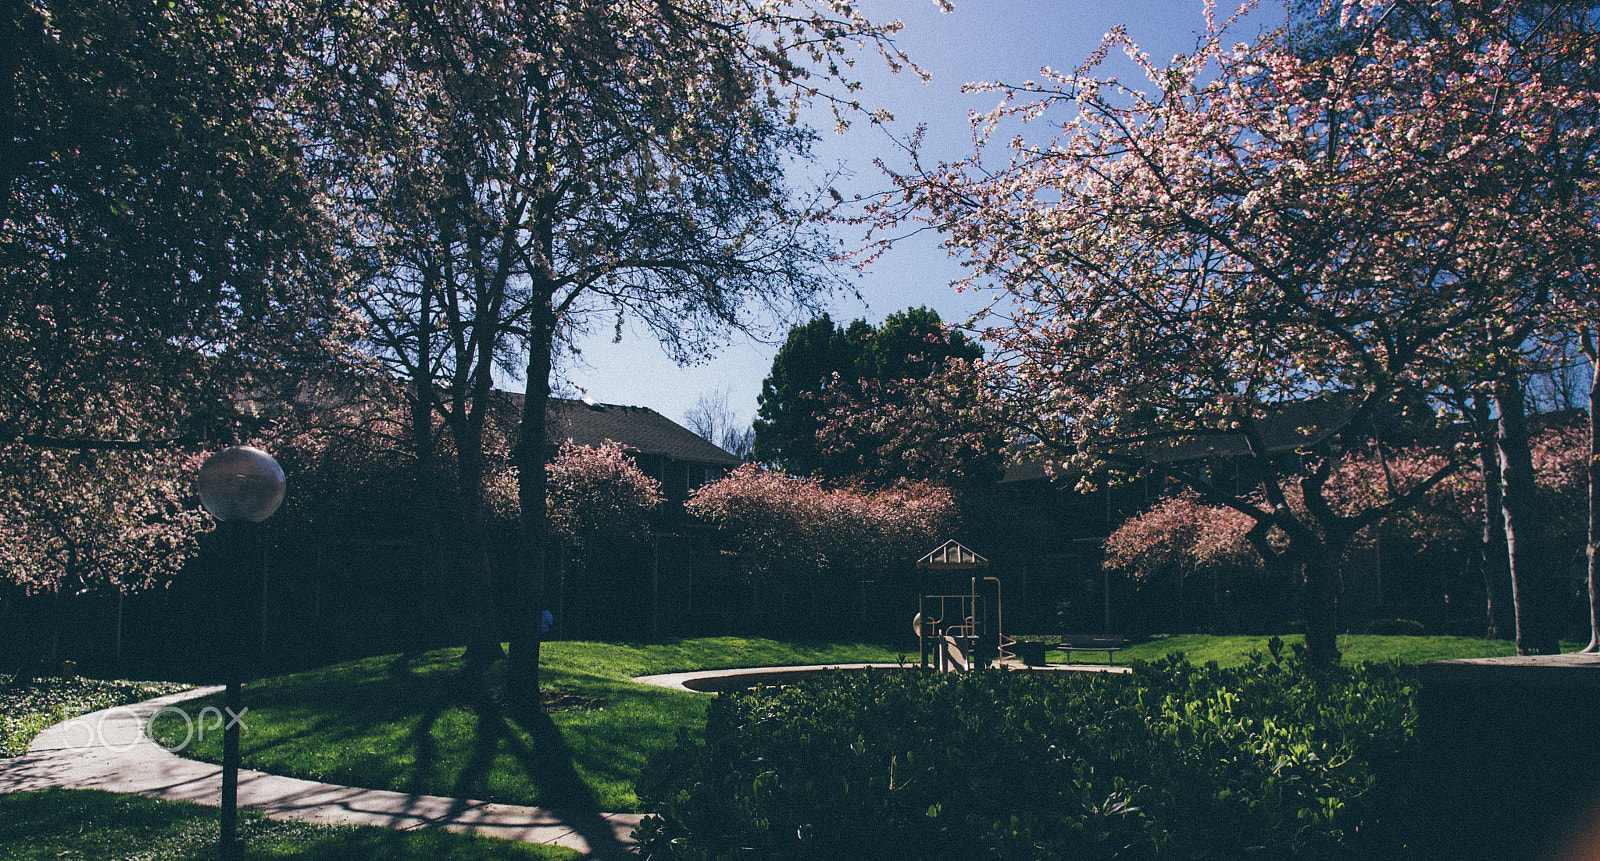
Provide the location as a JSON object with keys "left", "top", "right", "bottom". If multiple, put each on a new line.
{"left": 48, "top": 585, "right": 62, "bottom": 662}
{"left": 409, "top": 393, "right": 446, "bottom": 607}
{"left": 454, "top": 431, "right": 505, "bottom": 663}
{"left": 1290, "top": 458, "right": 1349, "bottom": 666}
{"left": 1583, "top": 347, "right": 1599, "bottom": 653}
{"left": 1471, "top": 396, "right": 1513, "bottom": 639}
{"left": 412, "top": 388, "right": 498, "bottom": 659}
{"left": 1497, "top": 373, "right": 1561, "bottom": 656}
{"left": 458, "top": 287, "right": 510, "bottom": 663}
{"left": 1301, "top": 548, "right": 1342, "bottom": 665}
{"left": 508, "top": 311, "right": 556, "bottom": 707}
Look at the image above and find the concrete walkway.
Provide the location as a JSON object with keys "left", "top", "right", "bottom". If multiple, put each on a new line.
{"left": 0, "top": 687, "right": 641, "bottom": 858}
{"left": 634, "top": 660, "right": 1130, "bottom": 693}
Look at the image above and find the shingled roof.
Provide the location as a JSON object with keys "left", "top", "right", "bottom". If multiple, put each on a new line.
{"left": 1000, "top": 398, "right": 1354, "bottom": 483}
{"left": 1147, "top": 398, "right": 1354, "bottom": 464}
{"left": 491, "top": 391, "right": 741, "bottom": 466}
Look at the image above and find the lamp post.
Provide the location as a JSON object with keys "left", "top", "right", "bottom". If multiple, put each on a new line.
{"left": 197, "top": 446, "right": 285, "bottom": 861}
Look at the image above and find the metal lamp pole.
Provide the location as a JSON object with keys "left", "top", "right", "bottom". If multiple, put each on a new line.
{"left": 197, "top": 446, "right": 285, "bottom": 861}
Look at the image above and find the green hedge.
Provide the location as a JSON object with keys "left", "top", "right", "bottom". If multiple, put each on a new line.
{"left": 637, "top": 642, "right": 1421, "bottom": 859}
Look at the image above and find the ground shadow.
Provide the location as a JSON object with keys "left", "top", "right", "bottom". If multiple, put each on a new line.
{"left": 505, "top": 698, "right": 632, "bottom": 860}
{"left": 415, "top": 658, "right": 631, "bottom": 856}
{"left": 398, "top": 650, "right": 489, "bottom": 802}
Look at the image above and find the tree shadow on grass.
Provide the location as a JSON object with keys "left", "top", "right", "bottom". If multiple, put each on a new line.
{"left": 165, "top": 649, "right": 629, "bottom": 854}
{"left": 400, "top": 650, "right": 492, "bottom": 803}
{"left": 504, "top": 699, "right": 632, "bottom": 860}
{"left": 448, "top": 668, "right": 508, "bottom": 805}
{"left": 423, "top": 655, "right": 628, "bottom": 856}
{"left": 163, "top": 651, "right": 474, "bottom": 788}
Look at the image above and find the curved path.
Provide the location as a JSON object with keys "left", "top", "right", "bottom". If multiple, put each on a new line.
{"left": 0, "top": 687, "right": 640, "bottom": 859}
{"left": 634, "top": 660, "right": 1129, "bottom": 692}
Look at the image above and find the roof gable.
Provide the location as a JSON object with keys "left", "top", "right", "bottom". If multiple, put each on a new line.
{"left": 917, "top": 540, "right": 989, "bottom": 570}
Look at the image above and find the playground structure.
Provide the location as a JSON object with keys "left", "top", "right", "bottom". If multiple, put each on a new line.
{"left": 913, "top": 541, "right": 1017, "bottom": 672}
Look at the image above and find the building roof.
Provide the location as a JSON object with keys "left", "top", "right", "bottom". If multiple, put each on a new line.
{"left": 1000, "top": 398, "right": 1354, "bottom": 483}
{"left": 549, "top": 397, "right": 742, "bottom": 465}
{"left": 1147, "top": 398, "right": 1354, "bottom": 464}
{"left": 493, "top": 391, "right": 741, "bottom": 466}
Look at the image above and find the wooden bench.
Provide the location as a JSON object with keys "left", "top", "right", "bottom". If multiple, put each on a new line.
{"left": 1053, "top": 635, "right": 1126, "bottom": 665}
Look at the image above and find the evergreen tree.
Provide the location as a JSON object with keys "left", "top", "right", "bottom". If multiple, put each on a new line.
{"left": 754, "top": 307, "right": 983, "bottom": 482}
{"left": 753, "top": 314, "right": 866, "bottom": 475}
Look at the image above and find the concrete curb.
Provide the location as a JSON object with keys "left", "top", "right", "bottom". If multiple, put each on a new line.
{"left": 1, "top": 686, "right": 640, "bottom": 858}
{"left": 633, "top": 660, "right": 1129, "bottom": 693}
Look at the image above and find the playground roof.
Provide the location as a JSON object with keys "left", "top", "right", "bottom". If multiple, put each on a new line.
{"left": 917, "top": 540, "right": 988, "bottom": 570}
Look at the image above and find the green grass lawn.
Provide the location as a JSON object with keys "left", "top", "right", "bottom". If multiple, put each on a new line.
{"left": 14, "top": 633, "right": 1531, "bottom": 858}
{"left": 150, "top": 637, "right": 901, "bottom": 814}
{"left": 1039, "top": 633, "right": 1529, "bottom": 667}
{"left": 142, "top": 632, "right": 1554, "bottom": 820}
{"left": 0, "top": 787, "right": 578, "bottom": 860}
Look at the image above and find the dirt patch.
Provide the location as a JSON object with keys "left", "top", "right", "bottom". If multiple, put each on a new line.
{"left": 541, "top": 687, "right": 606, "bottom": 712}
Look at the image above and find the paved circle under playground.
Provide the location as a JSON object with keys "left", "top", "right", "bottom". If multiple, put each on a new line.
{"left": 633, "top": 660, "right": 1129, "bottom": 693}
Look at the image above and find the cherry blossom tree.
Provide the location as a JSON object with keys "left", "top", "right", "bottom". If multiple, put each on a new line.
{"left": 761, "top": 308, "right": 988, "bottom": 483}
{"left": 4, "top": 0, "right": 353, "bottom": 455}
{"left": 875, "top": 0, "right": 1600, "bottom": 661}
{"left": 796, "top": 308, "right": 996, "bottom": 488}
{"left": 0, "top": 448, "right": 210, "bottom": 657}
{"left": 1103, "top": 492, "right": 1263, "bottom": 631}
{"left": 1, "top": 0, "right": 358, "bottom": 624}
{"left": 546, "top": 441, "right": 664, "bottom": 552}
{"left": 687, "top": 464, "right": 957, "bottom": 632}
{"left": 818, "top": 348, "right": 1005, "bottom": 490}
{"left": 256, "top": 389, "right": 420, "bottom": 542}
{"left": 542, "top": 441, "right": 664, "bottom": 637}
{"left": 1107, "top": 424, "right": 1591, "bottom": 637}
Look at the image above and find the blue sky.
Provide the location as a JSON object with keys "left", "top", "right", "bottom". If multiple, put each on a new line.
{"left": 551, "top": 0, "right": 1289, "bottom": 434}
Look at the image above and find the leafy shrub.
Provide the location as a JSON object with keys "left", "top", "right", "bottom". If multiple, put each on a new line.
{"left": 637, "top": 643, "right": 1419, "bottom": 859}
{"left": 1363, "top": 619, "right": 1426, "bottom": 636}
{"left": 685, "top": 465, "right": 957, "bottom": 633}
